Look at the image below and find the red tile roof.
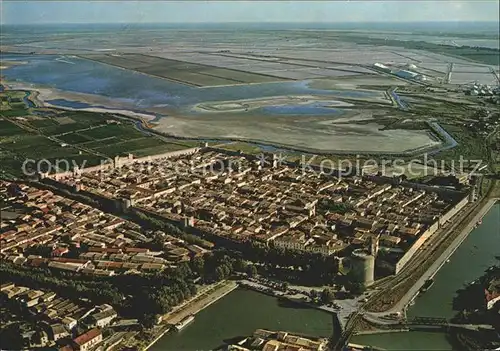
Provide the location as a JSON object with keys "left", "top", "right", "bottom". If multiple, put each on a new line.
{"left": 73, "top": 328, "right": 101, "bottom": 346}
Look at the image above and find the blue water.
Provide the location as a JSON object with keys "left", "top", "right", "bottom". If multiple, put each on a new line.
{"left": 262, "top": 103, "right": 345, "bottom": 116}
{"left": 2, "top": 54, "right": 383, "bottom": 117}
{"left": 427, "top": 122, "right": 459, "bottom": 155}
{"left": 23, "top": 92, "right": 35, "bottom": 108}
{"left": 48, "top": 99, "right": 94, "bottom": 109}
{"left": 391, "top": 90, "right": 408, "bottom": 110}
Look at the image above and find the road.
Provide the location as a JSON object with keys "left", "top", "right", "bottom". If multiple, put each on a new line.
{"left": 407, "top": 323, "right": 494, "bottom": 332}
{"left": 490, "top": 67, "right": 500, "bottom": 85}
{"left": 445, "top": 63, "right": 454, "bottom": 84}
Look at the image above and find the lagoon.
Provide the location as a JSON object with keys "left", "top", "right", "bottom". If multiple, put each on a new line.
{"left": 2, "top": 54, "right": 383, "bottom": 117}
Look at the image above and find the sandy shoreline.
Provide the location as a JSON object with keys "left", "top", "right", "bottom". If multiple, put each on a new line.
{"left": 42, "top": 101, "right": 158, "bottom": 122}
{"left": 193, "top": 95, "right": 355, "bottom": 113}
{"left": 2, "top": 81, "right": 157, "bottom": 122}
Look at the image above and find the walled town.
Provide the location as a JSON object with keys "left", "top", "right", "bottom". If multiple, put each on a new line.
{"left": 0, "top": 146, "right": 477, "bottom": 350}
{"left": 49, "top": 149, "right": 471, "bottom": 279}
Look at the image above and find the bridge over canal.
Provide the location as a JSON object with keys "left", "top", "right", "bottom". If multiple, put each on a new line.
{"left": 405, "top": 316, "right": 494, "bottom": 332}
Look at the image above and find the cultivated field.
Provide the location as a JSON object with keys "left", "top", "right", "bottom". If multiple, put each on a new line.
{"left": 0, "top": 118, "right": 104, "bottom": 177}
{"left": 81, "top": 54, "right": 287, "bottom": 87}
{"left": 0, "top": 91, "right": 195, "bottom": 177}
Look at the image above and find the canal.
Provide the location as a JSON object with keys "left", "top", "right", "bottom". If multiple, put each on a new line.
{"left": 352, "top": 203, "right": 500, "bottom": 350}
{"left": 150, "top": 288, "right": 335, "bottom": 350}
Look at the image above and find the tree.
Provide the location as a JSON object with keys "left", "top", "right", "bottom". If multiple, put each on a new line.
{"left": 141, "top": 314, "right": 159, "bottom": 329}
{"left": 310, "top": 290, "right": 319, "bottom": 300}
{"left": 233, "top": 257, "right": 246, "bottom": 272}
{"left": 191, "top": 256, "right": 205, "bottom": 274}
{"left": 321, "top": 288, "right": 335, "bottom": 304}
{"left": 247, "top": 265, "right": 258, "bottom": 277}
{"left": 214, "top": 266, "right": 226, "bottom": 281}
{"left": 221, "top": 264, "right": 231, "bottom": 278}
{"left": 350, "top": 282, "right": 365, "bottom": 295}
{"left": 188, "top": 282, "right": 197, "bottom": 296}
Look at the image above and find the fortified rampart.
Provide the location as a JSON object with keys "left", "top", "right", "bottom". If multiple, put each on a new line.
{"left": 394, "top": 222, "right": 439, "bottom": 274}
{"left": 114, "top": 147, "right": 200, "bottom": 168}
{"left": 394, "top": 194, "right": 469, "bottom": 274}
{"left": 365, "top": 175, "right": 467, "bottom": 197}
{"left": 43, "top": 147, "right": 201, "bottom": 181}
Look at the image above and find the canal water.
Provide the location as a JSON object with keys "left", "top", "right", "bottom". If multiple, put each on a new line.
{"left": 352, "top": 203, "right": 500, "bottom": 350}
{"left": 150, "top": 288, "right": 335, "bottom": 350}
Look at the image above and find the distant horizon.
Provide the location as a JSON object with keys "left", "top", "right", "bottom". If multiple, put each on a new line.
{"left": 3, "top": 20, "right": 499, "bottom": 25}
{"left": 3, "top": 1, "right": 499, "bottom": 25}
{"left": 2, "top": 21, "right": 499, "bottom": 36}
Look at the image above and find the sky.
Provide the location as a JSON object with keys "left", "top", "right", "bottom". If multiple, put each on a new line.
{"left": 2, "top": 1, "right": 499, "bottom": 25}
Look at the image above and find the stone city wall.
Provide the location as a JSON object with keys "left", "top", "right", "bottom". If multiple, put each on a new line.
{"left": 394, "top": 194, "right": 469, "bottom": 274}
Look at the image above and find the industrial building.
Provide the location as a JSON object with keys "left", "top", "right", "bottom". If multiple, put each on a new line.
{"left": 394, "top": 70, "right": 419, "bottom": 80}
{"left": 373, "top": 62, "right": 392, "bottom": 73}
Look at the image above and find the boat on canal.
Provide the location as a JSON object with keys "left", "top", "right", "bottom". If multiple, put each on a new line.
{"left": 174, "top": 315, "right": 195, "bottom": 331}
{"left": 419, "top": 279, "right": 434, "bottom": 294}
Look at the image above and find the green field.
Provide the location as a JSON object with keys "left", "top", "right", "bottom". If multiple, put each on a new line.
{"left": 435, "top": 124, "right": 490, "bottom": 164}
{"left": 0, "top": 120, "right": 105, "bottom": 177}
{"left": 57, "top": 133, "right": 94, "bottom": 144}
{"left": 27, "top": 119, "right": 59, "bottom": 129}
{"left": 0, "top": 109, "right": 29, "bottom": 117}
{"left": 78, "top": 124, "right": 144, "bottom": 140}
{"left": 92, "top": 137, "right": 164, "bottom": 154}
{"left": 0, "top": 120, "right": 28, "bottom": 137}
{"left": 0, "top": 93, "right": 198, "bottom": 178}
